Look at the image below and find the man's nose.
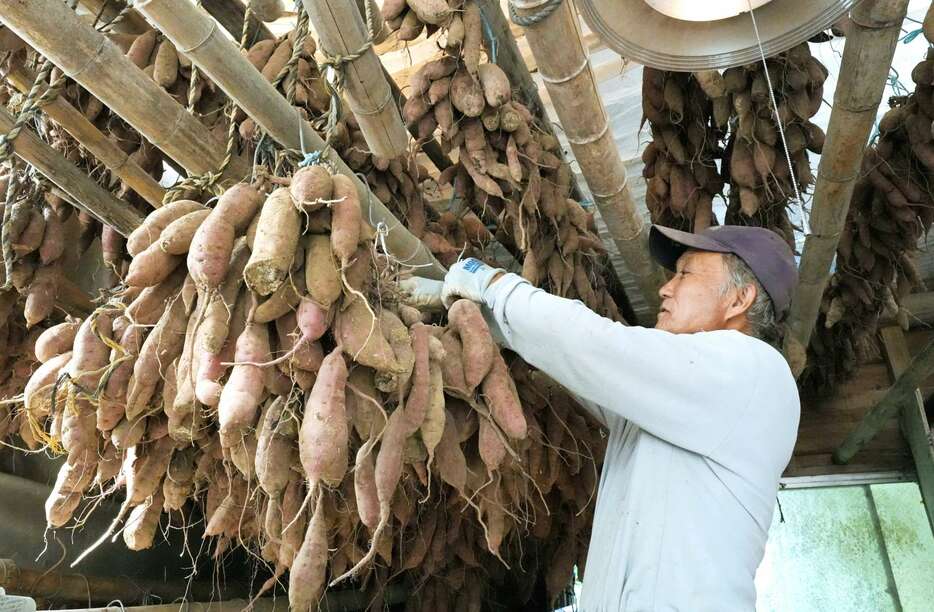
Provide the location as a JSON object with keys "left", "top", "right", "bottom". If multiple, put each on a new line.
{"left": 659, "top": 276, "right": 675, "bottom": 299}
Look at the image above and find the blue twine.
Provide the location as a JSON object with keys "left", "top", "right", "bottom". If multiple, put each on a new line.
{"left": 299, "top": 150, "right": 324, "bottom": 168}
{"left": 902, "top": 28, "right": 924, "bottom": 44}
{"left": 480, "top": 11, "right": 498, "bottom": 64}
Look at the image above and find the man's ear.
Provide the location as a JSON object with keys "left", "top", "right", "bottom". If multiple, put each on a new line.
{"left": 727, "top": 283, "right": 757, "bottom": 319}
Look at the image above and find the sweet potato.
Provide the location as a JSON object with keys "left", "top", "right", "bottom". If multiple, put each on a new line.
{"left": 159, "top": 208, "right": 210, "bottom": 255}
{"left": 14, "top": 207, "right": 46, "bottom": 256}
{"left": 330, "top": 175, "right": 362, "bottom": 266}
{"left": 402, "top": 324, "right": 430, "bottom": 431}
{"left": 407, "top": 0, "right": 451, "bottom": 25}
{"left": 126, "top": 30, "right": 157, "bottom": 69}
{"left": 128, "top": 199, "right": 204, "bottom": 256}
{"left": 478, "top": 63, "right": 511, "bottom": 108}
{"left": 290, "top": 165, "right": 333, "bottom": 210}
{"left": 38, "top": 206, "right": 64, "bottom": 265}
{"left": 218, "top": 322, "right": 269, "bottom": 443}
{"left": 304, "top": 234, "right": 342, "bottom": 306}
{"left": 256, "top": 398, "right": 296, "bottom": 499}
{"left": 24, "top": 262, "right": 60, "bottom": 327}
{"left": 421, "top": 360, "right": 445, "bottom": 467}
{"left": 451, "top": 67, "right": 485, "bottom": 118}
{"left": 335, "top": 298, "right": 400, "bottom": 373}
{"left": 66, "top": 310, "right": 113, "bottom": 392}
{"left": 481, "top": 353, "right": 527, "bottom": 439}
{"left": 125, "top": 241, "right": 183, "bottom": 287}
{"left": 447, "top": 299, "right": 494, "bottom": 392}
{"left": 188, "top": 184, "right": 262, "bottom": 290}
{"left": 126, "top": 294, "right": 187, "bottom": 420}
{"left": 125, "top": 267, "right": 186, "bottom": 326}
{"left": 244, "top": 188, "right": 300, "bottom": 296}
{"left": 34, "top": 320, "right": 79, "bottom": 363}
{"left": 153, "top": 39, "right": 178, "bottom": 88}
{"left": 254, "top": 272, "right": 304, "bottom": 324}
{"left": 23, "top": 350, "right": 71, "bottom": 418}
{"left": 123, "top": 488, "right": 164, "bottom": 550}
{"left": 462, "top": 2, "right": 481, "bottom": 79}
{"left": 299, "top": 346, "right": 349, "bottom": 488}
{"left": 289, "top": 492, "right": 328, "bottom": 609}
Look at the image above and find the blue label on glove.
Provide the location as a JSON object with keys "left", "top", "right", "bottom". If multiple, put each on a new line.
{"left": 463, "top": 258, "right": 484, "bottom": 273}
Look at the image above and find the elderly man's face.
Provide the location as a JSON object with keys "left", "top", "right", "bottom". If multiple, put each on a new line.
{"left": 655, "top": 250, "right": 736, "bottom": 334}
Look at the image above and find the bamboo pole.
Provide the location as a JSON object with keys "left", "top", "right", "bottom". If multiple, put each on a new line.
{"left": 0, "top": 107, "right": 144, "bottom": 236}
{"left": 134, "top": 0, "right": 444, "bottom": 279}
{"left": 300, "top": 0, "right": 409, "bottom": 160}
{"left": 509, "top": 0, "right": 665, "bottom": 315}
{"left": 784, "top": 0, "right": 909, "bottom": 361}
{"left": 0, "top": 0, "right": 250, "bottom": 184}
{"left": 3, "top": 63, "right": 166, "bottom": 209}
{"left": 833, "top": 330, "right": 934, "bottom": 464}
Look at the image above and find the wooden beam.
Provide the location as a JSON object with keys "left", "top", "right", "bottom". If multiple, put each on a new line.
{"left": 0, "top": 0, "right": 251, "bottom": 184}
{"left": 134, "top": 0, "right": 445, "bottom": 279}
{"left": 881, "top": 291, "right": 934, "bottom": 329}
{"left": 2, "top": 62, "right": 166, "bottom": 209}
{"left": 200, "top": 0, "right": 273, "bottom": 44}
{"left": 509, "top": 0, "right": 664, "bottom": 320}
{"left": 784, "top": 0, "right": 909, "bottom": 364}
{"left": 78, "top": 0, "right": 149, "bottom": 34}
{"left": 301, "top": 0, "right": 409, "bottom": 159}
{"left": 879, "top": 327, "right": 934, "bottom": 535}
{"left": 834, "top": 329, "right": 934, "bottom": 464}
{"left": 0, "top": 107, "right": 144, "bottom": 236}
{"left": 0, "top": 558, "right": 247, "bottom": 606}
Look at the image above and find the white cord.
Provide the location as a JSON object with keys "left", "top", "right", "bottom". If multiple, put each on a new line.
{"left": 746, "top": 0, "right": 810, "bottom": 235}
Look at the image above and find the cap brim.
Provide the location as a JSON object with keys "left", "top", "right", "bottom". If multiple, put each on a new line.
{"left": 649, "top": 225, "right": 731, "bottom": 271}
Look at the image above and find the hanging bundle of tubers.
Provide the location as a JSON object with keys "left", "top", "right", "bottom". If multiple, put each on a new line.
{"left": 720, "top": 42, "right": 826, "bottom": 247}
{"left": 802, "top": 42, "right": 934, "bottom": 392}
{"left": 398, "top": 0, "right": 622, "bottom": 320}
{"left": 641, "top": 68, "right": 726, "bottom": 232}
{"left": 4, "top": 167, "right": 603, "bottom": 610}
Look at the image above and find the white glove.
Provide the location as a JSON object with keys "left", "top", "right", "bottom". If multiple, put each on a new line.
{"left": 398, "top": 277, "right": 444, "bottom": 311}
{"left": 441, "top": 258, "right": 503, "bottom": 307}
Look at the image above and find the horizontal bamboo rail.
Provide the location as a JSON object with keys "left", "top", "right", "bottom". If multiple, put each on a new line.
{"left": 134, "top": 0, "right": 445, "bottom": 279}
{"left": 0, "top": 107, "right": 145, "bottom": 236}
{"left": 510, "top": 0, "right": 665, "bottom": 318}
{"left": 3, "top": 63, "right": 166, "bottom": 209}
{"left": 0, "top": 0, "right": 251, "bottom": 184}
{"left": 300, "top": 0, "right": 409, "bottom": 159}
{"left": 784, "top": 0, "right": 909, "bottom": 365}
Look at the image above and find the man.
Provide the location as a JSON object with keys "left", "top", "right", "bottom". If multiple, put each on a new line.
{"left": 403, "top": 224, "right": 801, "bottom": 611}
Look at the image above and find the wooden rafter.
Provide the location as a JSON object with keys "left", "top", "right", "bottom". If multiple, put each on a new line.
{"left": 0, "top": 106, "right": 145, "bottom": 236}
{"left": 133, "top": 0, "right": 445, "bottom": 279}
{"left": 783, "top": 0, "right": 909, "bottom": 367}
{"left": 3, "top": 62, "right": 166, "bottom": 209}
{"left": 0, "top": 0, "right": 251, "bottom": 183}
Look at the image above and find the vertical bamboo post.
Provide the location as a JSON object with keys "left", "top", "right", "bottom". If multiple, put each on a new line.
{"left": 3, "top": 63, "right": 166, "bottom": 209}
{"left": 0, "top": 106, "right": 145, "bottom": 236}
{"left": 510, "top": 0, "right": 665, "bottom": 315}
{"left": 0, "top": 0, "right": 250, "bottom": 182}
{"left": 300, "top": 0, "right": 409, "bottom": 159}
{"left": 133, "top": 0, "right": 445, "bottom": 279}
{"left": 784, "top": 0, "right": 909, "bottom": 362}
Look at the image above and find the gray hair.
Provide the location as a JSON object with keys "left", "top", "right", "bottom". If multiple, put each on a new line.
{"left": 720, "top": 253, "right": 782, "bottom": 347}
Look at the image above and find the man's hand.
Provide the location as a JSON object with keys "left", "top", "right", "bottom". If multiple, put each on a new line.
{"left": 441, "top": 258, "right": 504, "bottom": 307}
{"left": 398, "top": 277, "right": 444, "bottom": 311}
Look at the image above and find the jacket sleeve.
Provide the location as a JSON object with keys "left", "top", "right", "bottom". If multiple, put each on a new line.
{"left": 483, "top": 274, "right": 759, "bottom": 456}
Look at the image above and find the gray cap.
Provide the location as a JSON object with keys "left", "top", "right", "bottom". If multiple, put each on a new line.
{"left": 649, "top": 224, "right": 799, "bottom": 320}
